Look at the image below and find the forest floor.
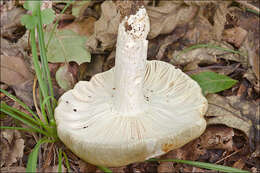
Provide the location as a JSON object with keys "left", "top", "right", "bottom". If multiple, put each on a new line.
{"left": 0, "top": 1, "right": 259, "bottom": 172}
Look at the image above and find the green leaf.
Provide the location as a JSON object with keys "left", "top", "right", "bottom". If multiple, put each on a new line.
{"left": 191, "top": 71, "right": 237, "bottom": 95}
{"left": 45, "top": 29, "right": 91, "bottom": 65}
{"left": 26, "top": 138, "right": 55, "bottom": 172}
{"left": 62, "top": 152, "right": 71, "bottom": 172}
{"left": 147, "top": 159, "right": 249, "bottom": 173}
{"left": 23, "top": 1, "right": 41, "bottom": 15}
{"left": 41, "top": 8, "right": 55, "bottom": 25}
{"left": 21, "top": 14, "right": 38, "bottom": 29}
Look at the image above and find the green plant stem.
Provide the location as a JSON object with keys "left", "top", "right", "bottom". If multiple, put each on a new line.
{"left": 36, "top": 7, "right": 55, "bottom": 119}
{"left": 30, "top": 28, "right": 50, "bottom": 125}
{"left": 46, "top": 2, "right": 71, "bottom": 49}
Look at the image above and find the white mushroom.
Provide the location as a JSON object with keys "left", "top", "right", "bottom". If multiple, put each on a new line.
{"left": 55, "top": 7, "right": 208, "bottom": 167}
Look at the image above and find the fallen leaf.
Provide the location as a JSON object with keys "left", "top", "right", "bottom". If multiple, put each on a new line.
{"left": 62, "top": 17, "right": 96, "bottom": 38}
{"left": 78, "top": 160, "right": 97, "bottom": 173}
{"left": 79, "top": 55, "right": 104, "bottom": 80}
{"left": 233, "top": 159, "right": 245, "bottom": 169}
{"left": 146, "top": 1, "right": 198, "bottom": 39}
{"left": 12, "top": 79, "right": 34, "bottom": 107}
{"left": 86, "top": 1, "right": 120, "bottom": 52}
{"left": 212, "top": 2, "right": 231, "bottom": 40}
{"left": 199, "top": 125, "right": 234, "bottom": 151}
{"left": 45, "top": 29, "right": 91, "bottom": 65}
{"left": 222, "top": 27, "right": 248, "bottom": 48}
{"left": 0, "top": 7, "right": 26, "bottom": 41}
{"left": 43, "top": 164, "right": 66, "bottom": 173}
{"left": 0, "top": 55, "right": 33, "bottom": 86}
{"left": 0, "top": 166, "right": 26, "bottom": 172}
{"left": 87, "top": 1, "right": 198, "bottom": 52}
{"left": 55, "top": 64, "right": 76, "bottom": 91}
{"left": 0, "top": 130, "right": 25, "bottom": 167}
{"left": 206, "top": 94, "right": 253, "bottom": 137}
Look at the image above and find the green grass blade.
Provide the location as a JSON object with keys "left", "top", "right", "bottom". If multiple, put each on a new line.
{"left": 58, "top": 148, "right": 63, "bottom": 172}
{"left": 26, "top": 137, "right": 55, "bottom": 172}
{"left": 147, "top": 158, "right": 249, "bottom": 173}
{"left": 1, "top": 102, "right": 43, "bottom": 127}
{"left": 0, "top": 88, "right": 40, "bottom": 122}
{"left": 62, "top": 152, "right": 71, "bottom": 172}
{"left": 37, "top": 8, "right": 55, "bottom": 118}
{"left": 0, "top": 126, "right": 39, "bottom": 133}
{"left": 40, "top": 96, "right": 57, "bottom": 123}
{"left": 97, "top": 166, "right": 113, "bottom": 173}
{"left": 1, "top": 104, "right": 49, "bottom": 136}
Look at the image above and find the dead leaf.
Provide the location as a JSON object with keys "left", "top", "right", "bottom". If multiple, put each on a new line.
{"left": 206, "top": 94, "right": 254, "bottom": 137}
{"left": 233, "top": 159, "right": 245, "bottom": 169}
{"left": 0, "top": 7, "right": 26, "bottom": 41}
{"left": 199, "top": 125, "right": 234, "bottom": 151}
{"left": 86, "top": 1, "right": 120, "bottom": 52}
{"left": 62, "top": 17, "right": 96, "bottom": 38}
{"left": 0, "top": 130, "right": 25, "bottom": 167}
{"left": 43, "top": 164, "right": 66, "bottom": 173}
{"left": 212, "top": 2, "right": 231, "bottom": 40}
{"left": 12, "top": 79, "right": 34, "bottom": 107}
{"left": 78, "top": 160, "right": 97, "bottom": 173}
{"left": 169, "top": 47, "right": 217, "bottom": 66}
{"left": 222, "top": 27, "right": 248, "bottom": 48}
{"left": 79, "top": 55, "right": 104, "bottom": 80}
{"left": 146, "top": 1, "right": 198, "bottom": 39}
{"left": 56, "top": 64, "right": 77, "bottom": 91}
{"left": 0, "top": 55, "right": 33, "bottom": 86}
{"left": 87, "top": 1, "right": 198, "bottom": 52}
{"left": 184, "top": 13, "right": 213, "bottom": 44}
{"left": 0, "top": 166, "right": 26, "bottom": 173}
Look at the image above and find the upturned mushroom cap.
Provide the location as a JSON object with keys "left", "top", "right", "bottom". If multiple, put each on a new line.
{"left": 55, "top": 7, "right": 207, "bottom": 167}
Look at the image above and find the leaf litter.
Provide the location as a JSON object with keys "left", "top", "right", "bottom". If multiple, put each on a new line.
{"left": 0, "top": 0, "right": 259, "bottom": 172}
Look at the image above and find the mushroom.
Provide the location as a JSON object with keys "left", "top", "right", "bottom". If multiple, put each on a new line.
{"left": 55, "top": 6, "right": 208, "bottom": 167}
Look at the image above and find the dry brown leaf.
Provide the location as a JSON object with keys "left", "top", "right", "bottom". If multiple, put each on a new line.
{"left": 43, "top": 164, "right": 66, "bottom": 173}
{"left": 222, "top": 27, "right": 248, "bottom": 48}
{"left": 199, "top": 125, "right": 234, "bottom": 151}
{"left": 233, "top": 159, "right": 245, "bottom": 169}
{"left": 78, "top": 160, "right": 97, "bottom": 173}
{"left": 79, "top": 55, "right": 104, "bottom": 80}
{"left": 169, "top": 47, "right": 218, "bottom": 66}
{"left": 0, "top": 166, "right": 26, "bottom": 173}
{"left": 146, "top": 1, "right": 198, "bottom": 39}
{"left": 87, "top": 1, "right": 199, "bottom": 52}
{"left": 206, "top": 94, "right": 253, "bottom": 137}
{"left": 0, "top": 7, "right": 26, "bottom": 40}
{"left": 62, "top": 17, "right": 96, "bottom": 38}
{"left": 86, "top": 1, "right": 120, "bottom": 52}
{"left": 0, "top": 55, "right": 33, "bottom": 86}
{"left": 212, "top": 2, "right": 231, "bottom": 40}
{"left": 184, "top": 14, "right": 213, "bottom": 44}
{"left": 12, "top": 79, "right": 34, "bottom": 107}
{"left": 0, "top": 130, "right": 25, "bottom": 167}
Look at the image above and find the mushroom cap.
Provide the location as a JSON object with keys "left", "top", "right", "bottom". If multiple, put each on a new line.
{"left": 55, "top": 60, "right": 208, "bottom": 167}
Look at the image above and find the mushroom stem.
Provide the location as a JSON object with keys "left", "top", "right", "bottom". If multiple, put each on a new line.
{"left": 114, "top": 7, "right": 150, "bottom": 115}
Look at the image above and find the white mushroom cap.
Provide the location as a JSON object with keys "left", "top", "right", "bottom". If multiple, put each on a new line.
{"left": 55, "top": 7, "right": 207, "bottom": 167}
